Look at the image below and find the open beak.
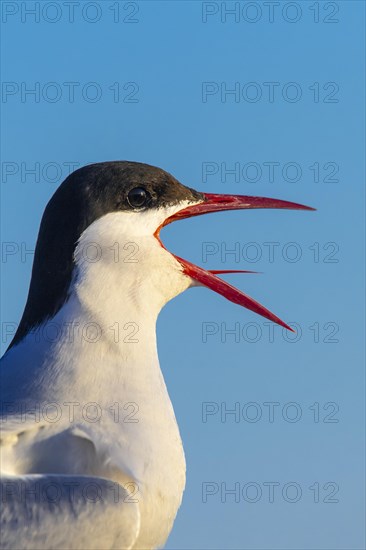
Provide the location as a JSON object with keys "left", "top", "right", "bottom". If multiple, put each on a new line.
{"left": 155, "top": 193, "right": 315, "bottom": 332}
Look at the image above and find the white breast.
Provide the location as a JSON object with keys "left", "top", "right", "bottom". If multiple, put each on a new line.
{"left": 1, "top": 209, "right": 195, "bottom": 549}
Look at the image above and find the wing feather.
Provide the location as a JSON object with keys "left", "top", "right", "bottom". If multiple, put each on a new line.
{"left": 0, "top": 474, "right": 140, "bottom": 550}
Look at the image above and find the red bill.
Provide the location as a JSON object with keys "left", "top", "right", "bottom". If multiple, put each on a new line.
{"left": 155, "top": 192, "right": 315, "bottom": 331}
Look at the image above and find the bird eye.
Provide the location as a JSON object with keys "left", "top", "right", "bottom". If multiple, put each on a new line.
{"left": 127, "top": 187, "right": 149, "bottom": 208}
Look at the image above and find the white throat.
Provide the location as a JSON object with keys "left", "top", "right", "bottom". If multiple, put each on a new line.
{"left": 74, "top": 207, "right": 192, "bottom": 328}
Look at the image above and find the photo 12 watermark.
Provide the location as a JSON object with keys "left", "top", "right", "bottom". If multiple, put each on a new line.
{"left": 2, "top": 161, "right": 81, "bottom": 184}
{"left": 1, "top": 240, "right": 141, "bottom": 264}
{"left": 201, "top": 81, "right": 339, "bottom": 103}
{"left": 1, "top": 1, "right": 140, "bottom": 24}
{"left": 201, "top": 400, "right": 340, "bottom": 423}
{"left": 201, "top": 480, "right": 340, "bottom": 504}
{"left": 1, "top": 478, "right": 140, "bottom": 505}
{"left": 1, "top": 81, "right": 140, "bottom": 104}
{"left": 0, "top": 400, "right": 140, "bottom": 424}
{"left": 201, "top": 2, "right": 340, "bottom": 24}
{"left": 1, "top": 319, "right": 141, "bottom": 346}
{"left": 201, "top": 320, "right": 340, "bottom": 344}
{"left": 201, "top": 161, "right": 340, "bottom": 184}
{"left": 201, "top": 241, "right": 340, "bottom": 264}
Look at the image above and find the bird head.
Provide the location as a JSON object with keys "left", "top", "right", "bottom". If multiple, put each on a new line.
{"left": 11, "top": 161, "right": 314, "bottom": 348}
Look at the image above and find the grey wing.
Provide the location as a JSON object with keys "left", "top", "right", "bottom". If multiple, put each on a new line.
{"left": 0, "top": 474, "right": 140, "bottom": 550}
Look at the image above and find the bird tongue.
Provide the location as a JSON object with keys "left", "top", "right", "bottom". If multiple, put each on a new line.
{"left": 157, "top": 192, "right": 314, "bottom": 332}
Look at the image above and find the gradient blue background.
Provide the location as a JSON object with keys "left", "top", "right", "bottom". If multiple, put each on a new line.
{"left": 1, "top": 1, "right": 365, "bottom": 548}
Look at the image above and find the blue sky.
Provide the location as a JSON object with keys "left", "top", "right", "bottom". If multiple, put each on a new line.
{"left": 1, "top": 1, "right": 365, "bottom": 548}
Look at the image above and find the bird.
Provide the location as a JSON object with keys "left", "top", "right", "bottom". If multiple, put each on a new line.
{"left": 0, "top": 161, "right": 313, "bottom": 550}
